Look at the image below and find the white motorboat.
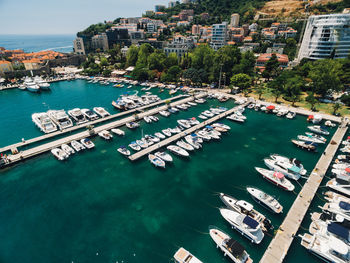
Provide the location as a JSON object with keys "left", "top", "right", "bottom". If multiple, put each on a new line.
{"left": 246, "top": 187, "right": 283, "bottom": 214}
{"left": 322, "top": 200, "right": 350, "bottom": 221}
{"left": 298, "top": 135, "right": 325, "bottom": 144}
{"left": 264, "top": 158, "right": 302, "bottom": 181}
{"left": 93, "top": 107, "right": 110, "bottom": 118}
{"left": 159, "top": 111, "right": 170, "bottom": 117}
{"left": 126, "top": 122, "right": 139, "bottom": 129}
{"left": 300, "top": 233, "right": 350, "bottom": 263}
{"left": 212, "top": 123, "right": 231, "bottom": 130}
{"left": 203, "top": 128, "right": 221, "bottom": 140}
{"left": 195, "top": 98, "right": 206, "bottom": 104}
{"left": 61, "top": 144, "right": 75, "bottom": 155}
{"left": 129, "top": 142, "right": 141, "bottom": 151}
{"left": 167, "top": 145, "right": 189, "bottom": 157}
{"left": 219, "top": 208, "right": 265, "bottom": 244}
{"left": 305, "top": 132, "right": 327, "bottom": 143}
{"left": 145, "top": 135, "right": 160, "bottom": 143}
{"left": 286, "top": 111, "right": 296, "bottom": 119}
{"left": 327, "top": 178, "right": 350, "bottom": 198}
{"left": 227, "top": 114, "right": 245, "bottom": 123}
{"left": 80, "top": 138, "right": 95, "bottom": 149}
{"left": 176, "top": 140, "right": 195, "bottom": 151}
{"left": 68, "top": 108, "right": 88, "bottom": 124}
{"left": 47, "top": 110, "right": 73, "bottom": 130}
{"left": 32, "top": 112, "right": 58, "bottom": 133}
{"left": 144, "top": 116, "right": 152, "bottom": 123}
{"left": 173, "top": 247, "right": 203, "bottom": 263}
{"left": 325, "top": 120, "right": 336, "bottom": 127}
{"left": 170, "top": 127, "right": 182, "bottom": 134}
{"left": 24, "top": 77, "right": 40, "bottom": 92}
{"left": 196, "top": 130, "right": 211, "bottom": 141}
{"left": 255, "top": 167, "right": 295, "bottom": 191}
{"left": 209, "top": 227, "right": 253, "bottom": 263}
{"left": 312, "top": 114, "right": 323, "bottom": 124}
{"left": 309, "top": 218, "right": 350, "bottom": 245}
{"left": 308, "top": 125, "right": 329, "bottom": 135}
{"left": 149, "top": 115, "right": 159, "bottom": 122}
{"left": 81, "top": 109, "right": 99, "bottom": 120}
{"left": 111, "top": 128, "right": 125, "bottom": 136}
{"left": 162, "top": 129, "right": 172, "bottom": 137}
{"left": 202, "top": 110, "right": 214, "bottom": 118}
{"left": 136, "top": 139, "right": 148, "bottom": 149}
{"left": 185, "top": 135, "right": 202, "bottom": 149}
{"left": 198, "top": 114, "right": 207, "bottom": 120}
{"left": 219, "top": 193, "right": 273, "bottom": 233}
{"left": 291, "top": 140, "right": 317, "bottom": 151}
{"left": 98, "top": 130, "right": 113, "bottom": 140}
{"left": 118, "top": 146, "right": 130, "bottom": 156}
{"left": 177, "top": 119, "right": 191, "bottom": 129}
{"left": 34, "top": 76, "right": 50, "bottom": 90}
{"left": 187, "top": 101, "right": 197, "bottom": 106}
{"left": 148, "top": 154, "right": 166, "bottom": 168}
{"left": 155, "top": 151, "right": 173, "bottom": 162}
{"left": 51, "top": 148, "right": 69, "bottom": 161}
{"left": 155, "top": 132, "right": 166, "bottom": 139}
{"left": 70, "top": 140, "right": 85, "bottom": 152}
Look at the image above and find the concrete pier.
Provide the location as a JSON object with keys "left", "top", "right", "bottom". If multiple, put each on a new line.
{"left": 259, "top": 122, "right": 348, "bottom": 263}
{"left": 129, "top": 103, "right": 247, "bottom": 161}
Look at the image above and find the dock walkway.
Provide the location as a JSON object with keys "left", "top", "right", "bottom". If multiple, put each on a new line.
{"left": 129, "top": 103, "right": 247, "bottom": 161}
{"left": 3, "top": 94, "right": 205, "bottom": 167}
{"left": 259, "top": 122, "right": 348, "bottom": 263}
{"left": 0, "top": 94, "right": 186, "bottom": 154}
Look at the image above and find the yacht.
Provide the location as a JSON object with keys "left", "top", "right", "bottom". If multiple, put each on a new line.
{"left": 51, "top": 148, "right": 69, "bottom": 161}
{"left": 305, "top": 132, "right": 327, "bottom": 143}
{"left": 167, "top": 145, "right": 189, "bottom": 157}
{"left": 321, "top": 200, "right": 350, "bottom": 221}
{"left": 47, "top": 110, "right": 73, "bottom": 130}
{"left": 219, "top": 193, "right": 273, "bottom": 233}
{"left": 159, "top": 110, "right": 170, "bottom": 117}
{"left": 70, "top": 140, "right": 85, "bottom": 152}
{"left": 111, "top": 128, "right": 125, "bottom": 136}
{"left": 308, "top": 125, "right": 330, "bottom": 135}
{"left": 34, "top": 76, "right": 50, "bottom": 90}
{"left": 185, "top": 134, "right": 202, "bottom": 149}
{"left": 32, "top": 112, "right": 58, "bottom": 133}
{"left": 299, "top": 233, "right": 350, "bottom": 262}
{"left": 118, "top": 146, "right": 130, "bottom": 156}
{"left": 177, "top": 119, "right": 191, "bottom": 129}
{"left": 126, "top": 122, "right": 139, "bottom": 129}
{"left": 98, "top": 130, "right": 113, "bottom": 140}
{"left": 309, "top": 219, "right": 350, "bottom": 245}
{"left": 298, "top": 135, "right": 325, "bottom": 144}
{"left": 212, "top": 123, "right": 230, "bottom": 130}
{"left": 291, "top": 140, "right": 317, "bottom": 151}
{"left": 173, "top": 247, "right": 203, "bottom": 263}
{"left": 176, "top": 140, "right": 195, "bottom": 151}
{"left": 148, "top": 154, "right": 166, "bottom": 168}
{"left": 325, "top": 191, "right": 350, "bottom": 204}
{"left": 162, "top": 129, "right": 172, "bottom": 137}
{"left": 136, "top": 139, "right": 148, "bottom": 149}
{"left": 155, "top": 132, "right": 166, "bottom": 139}
{"left": 81, "top": 109, "right": 99, "bottom": 120}
{"left": 219, "top": 208, "right": 265, "bottom": 244}
{"left": 269, "top": 154, "right": 306, "bottom": 174}
{"left": 80, "top": 138, "right": 95, "bottom": 149}
{"left": 255, "top": 167, "right": 295, "bottom": 191}
{"left": 196, "top": 130, "right": 211, "bottom": 141}
{"left": 129, "top": 142, "right": 141, "bottom": 151}
{"left": 227, "top": 114, "right": 245, "bottom": 123}
{"left": 155, "top": 151, "right": 173, "bottom": 162}
{"left": 93, "top": 107, "right": 110, "bottom": 118}
{"left": 202, "top": 110, "right": 214, "bottom": 118}
{"left": 264, "top": 158, "right": 303, "bottom": 181}
{"left": 24, "top": 77, "right": 40, "bottom": 92}
{"left": 68, "top": 108, "right": 88, "bottom": 124}
{"left": 327, "top": 177, "right": 350, "bottom": 197}
{"left": 209, "top": 227, "right": 253, "bottom": 263}
{"left": 61, "top": 144, "right": 75, "bottom": 155}
{"left": 246, "top": 187, "right": 283, "bottom": 214}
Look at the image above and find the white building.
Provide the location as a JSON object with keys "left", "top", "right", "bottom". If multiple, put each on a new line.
{"left": 298, "top": 13, "right": 350, "bottom": 61}
{"left": 210, "top": 22, "right": 228, "bottom": 51}
{"left": 164, "top": 35, "right": 194, "bottom": 57}
{"left": 91, "top": 33, "right": 109, "bottom": 51}
{"left": 73, "top": 37, "right": 86, "bottom": 55}
{"left": 230, "top": 13, "right": 240, "bottom": 27}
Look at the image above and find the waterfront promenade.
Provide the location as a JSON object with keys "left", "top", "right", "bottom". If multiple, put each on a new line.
{"left": 259, "top": 121, "right": 348, "bottom": 263}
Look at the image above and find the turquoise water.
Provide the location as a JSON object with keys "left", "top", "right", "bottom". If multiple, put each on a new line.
{"left": 0, "top": 81, "right": 338, "bottom": 262}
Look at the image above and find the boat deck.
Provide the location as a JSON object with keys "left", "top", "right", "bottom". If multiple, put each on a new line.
{"left": 259, "top": 122, "right": 348, "bottom": 263}
{"left": 128, "top": 103, "right": 248, "bottom": 161}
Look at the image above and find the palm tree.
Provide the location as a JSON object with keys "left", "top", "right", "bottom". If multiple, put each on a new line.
{"left": 332, "top": 102, "right": 341, "bottom": 115}
{"left": 255, "top": 84, "right": 265, "bottom": 100}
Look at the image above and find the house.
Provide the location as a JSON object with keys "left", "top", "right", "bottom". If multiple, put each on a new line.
{"left": 256, "top": 53, "right": 289, "bottom": 71}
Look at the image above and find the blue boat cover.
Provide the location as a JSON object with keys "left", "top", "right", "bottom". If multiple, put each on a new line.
{"left": 243, "top": 216, "right": 259, "bottom": 229}
{"left": 289, "top": 165, "right": 301, "bottom": 173}
{"left": 327, "top": 222, "right": 350, "bottom": 240}
{"left": 339, "top": 201, "right": 350, "bottom": 211}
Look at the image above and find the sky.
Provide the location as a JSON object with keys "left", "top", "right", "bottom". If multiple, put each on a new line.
{"left": 0, "top": 0, "right": 169, "bottom": 35}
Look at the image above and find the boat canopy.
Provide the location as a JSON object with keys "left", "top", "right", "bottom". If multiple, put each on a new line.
{"left": 267, "top": 105, "right": 275, "bottom": 110}
{"left": 225, "top": 238, "right": 245, "bottom": 257}
{"left": 243, "top": 216, "right": 259, "bottom": 229}
{"left": 346, "top": 168, "right": 350, "bottom": 173}
{"left": 339, "top": 201, "right": 350, "bottom": 211}
{"left": 327, "top": 222, "right": 350, "bottom": 241}
{"left": 289, "top": 165, "right": 301, "bottom": 173}
{"left": 273, "top": 172, "right": 284, "bottom": 179}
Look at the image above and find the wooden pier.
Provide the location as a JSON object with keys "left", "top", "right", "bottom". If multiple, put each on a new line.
{"left": 128, "top": 103, "right": 247, "bottom": 161}
{"left": 0, "top": 94, "right": 187, "bottom": 154}
{"left": 259, "top": 122, "right": 348, "bottom": 263}
{"left": 2, "top": 94, "right": 206, "bottom": 167}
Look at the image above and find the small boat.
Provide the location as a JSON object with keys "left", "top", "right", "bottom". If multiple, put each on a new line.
{"left": 196, "top": 130, "right": 211, "bottom": 141}
{"left": 185, "top": 135, "right": 202, "bottom": 149}
{"left": 212, "top": 123, "right": 230, "bottom": 130}
{"left": 177, "top": 119, "right": 191, "bottom": 129}
{"left": 255, "top": 167, "right": 295, "bottom": 191}
{"left": 305, "top": 132, "right": 327, "bottom": 143}
{"left": 176, "top": 140, "right": 195, "bottom": 151}
{"left": 154, "top": 132, "right": 166, "bottom": 139}
{"left": 70, "top": 140, "right": 85, "bottom": 152}
{"left": 51, "top": 148, "right": 69, "bottom": 161}
{"left": 246, "top": 187, "right": 283, "bottom": 214}
{"left": 170, "top": 127, "right": 182, "bottom": 134}
{"left": 173, "top": 247, "right": 203, "bottom": 263}
{"left": 129, "top": 141, "right": 141, "bottom": 151}
{"left": 203, "top": 127, "right": 221, "bottom": 140}
{"left": 61, "top": 144, "right": 75, "bottom": 155}
{"left": 202, "top": 110, "right": 214, "bottom": 118}
{"left": 286, "top": 111, "right": 296, "bottom": 119}
{"left": 227, "top": 114, "right": 245, "bottom": 123}
{"left": 298, "top": 135, "right": 325, "bottom": 144}
{"left": 148, "top": 154, "right": 166, "bottom": 168}
{"left": 111, "top": 128, "right": 125, "bottom": 136}
{"left": 80, "top": 138, "right": 95, "bottom": 149}
{"left": 308, "top": 125, "right": 329, "bottom": 135}
{"left": 198, "top": 114, "right": 207, "bottom": 120}
{"left": 143, "top": 116, "right": 152, "bottom": 123}
{"left": 159, "top": 111, "right": 170, "bottom": 117}
{"left": 209, "top": 227, "right": 253, "bottom": 263}
{"left": 81, "top": 109, "right": 99, "bottom": 121}
{"left": 187, "top": 101, "right": 197, "bottom": 106}
{"left": 291, "top": 140, "right": 317, "bottom": 151}
{"left": 325, "top": 120, "right": 336, "bottom": 127}
{"left": 162, "top": 129, "right": 172, "bottom": 137}
{"left": 149, "top": 116, "right": 159, "bottom": 122}
{"left": 136, "top": 139, "right": 148, "bottom": 149}
{"left": 67, "top": 108, "right": 88, "bottom": 125}
{"left": 145, "top": 135, "right": 160, "bottom": 143}
{"left": 167, "top": 145, "right": 189, "bottom": 157}
{"left": 195, "top": 98, "right": 206, "bottom": 104}
{"left": 118, "top": 146, "right": 130, "bottom": 156}
{"left": 155, "top": 151, "right": 173, "bottom": 162}
{"left": 126, "top": 122, "right": 139, "bottom": 129}
{"left": 93, "top": 107, "right": 110, "bottom": 118}
{"left": 98, "top": 130, "right": 113, "bottom": 140}
{"left": 264, "top": 158, "right": 302, "bottom": 181}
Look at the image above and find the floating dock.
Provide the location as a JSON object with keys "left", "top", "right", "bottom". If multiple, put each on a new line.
{"left": 129, "top": 103, "right": 247, "bottom": 161}
{"left": 259, "top": 122, "right": 348, "bottom": 263}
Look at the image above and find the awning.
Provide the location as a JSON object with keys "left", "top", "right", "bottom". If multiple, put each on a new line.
{"left": 267, "top": 105, "right": 275, "bottom": 110}
{"left": 274, "top": 172, "right": 284, "bottom": 179}
{"left": 308, "top": 115, "right": 314, "bottom": 119}
{"left": 346, "top": 168, "right": 350, "bottom": 173}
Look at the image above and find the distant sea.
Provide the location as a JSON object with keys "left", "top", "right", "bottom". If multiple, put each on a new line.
{"left": 0, "top": 34, "right": 75, "bottom": 53}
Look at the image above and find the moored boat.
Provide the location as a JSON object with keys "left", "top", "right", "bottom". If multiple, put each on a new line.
{"left": 98, "top": 130, "right": 113, "bottom": 140}
{"left": 167, "top": 145, "right": 189, "bottom": 157}
{"left": 255, "top": 167, "right": 295, "bottom": 191}
{"left": 80, "top": 138, "right": 95, "bottom": 149}
{"left": 93, "top": 107, "right": 110, "bottom": 118}
{"left": 111, "top": 128, "right": 125, "bottom": 136}
{"left": 308, "top": 125, "right": 329, "bottom": 135}
{"left": 173, "top": 247, "right": 203, "bottom": 263}
{"left": 246, "top": 187, "right": 283, "bottom": 214}
{"left": 118, "top": 146, "right": 130, "bottom": 156}
{"left": 61, "top": 144, "right": 75, "bottom": 155}
{"left": 70, "top": 140, "right": 85, "bottom": 152}
{"left": 148, "top": 154, "right": 166, "bottom": 168}
{"left": 291, "top": 140, "right": 317, "bottom": 151}
{"left": 51, "top": 148, "right": 69, "bottom": 161}
{"left": 155, "top": 151, "right": 173, "bottom": 162}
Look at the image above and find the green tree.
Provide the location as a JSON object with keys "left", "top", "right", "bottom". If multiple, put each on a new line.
{"left": 166, "top": 65, "right": 182, "bottom": 82}
{"left": 148, "top": 51, "right": 166, "bottom": 71}
{"left": 332, "top": 102, "right": 341, "bottom": 115}
{"left": 164, "top": 53, "right": 179, "bottom": 69}
{"left": 136, "top": 43, "right": 154, "bottom": 67}
{"left": 230, "top": 73, "right": 252, "bottom": 96}
{"left": 283, "top": 74, "right": 304, "bottom": 106}
{"left": 305, "top": 92, "right": 318, "bottom": 111}
{"left": 131, "top": 66, "right": 149, "bottom": 81}
{"left": 191, "top": 44, "right": 214, "bottom": 73}
{"left": 262, "top": 54, "right": 280, "bottom": 80}
{"left": 255, "top": 84, "right": 265, "bottom": 100}
{"left": 126, "top": 45, "right": 139, "bottom": 66}
{"left": 232, "top": 51, "right": 256, "bottom": 77}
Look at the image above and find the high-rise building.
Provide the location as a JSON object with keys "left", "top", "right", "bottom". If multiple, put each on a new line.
{"left": 73, "top": 37, "right": 86, "bottom": 55}
{"left": 210, "top": 22, "right": 228, "bottom": 50}
{"left": 192, "top": 25, "right": 201, "bottom": 35}
{"left": 298, "top": 13, "right": 350, "bottom": 61}
{"left": 91, "top": 33, "right": 109, "bottom": 51}
{"left": 230, "top": 13, "right": 240, "bottom": 27}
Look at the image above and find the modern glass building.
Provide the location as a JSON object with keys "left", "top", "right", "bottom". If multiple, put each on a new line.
{"left": 297, "top": 13, "right": 350, "bottom": 61}
{"left": 210, "top": 22, "right": 228, "bottom": 51}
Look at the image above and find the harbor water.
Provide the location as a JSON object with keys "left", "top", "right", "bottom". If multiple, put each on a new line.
{"left": 0, "top": 81, "right": 338, "bottom": 263}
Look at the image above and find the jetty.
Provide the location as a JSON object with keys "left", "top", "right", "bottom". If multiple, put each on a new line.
{"left": 1, "top": 93, "right": 206, "bottom": 168}
{"left": 129, "top": 103, "right": 247, "bottom": 161}
{"left": 259, "top": 121, "right": 348, "bottom": 263}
